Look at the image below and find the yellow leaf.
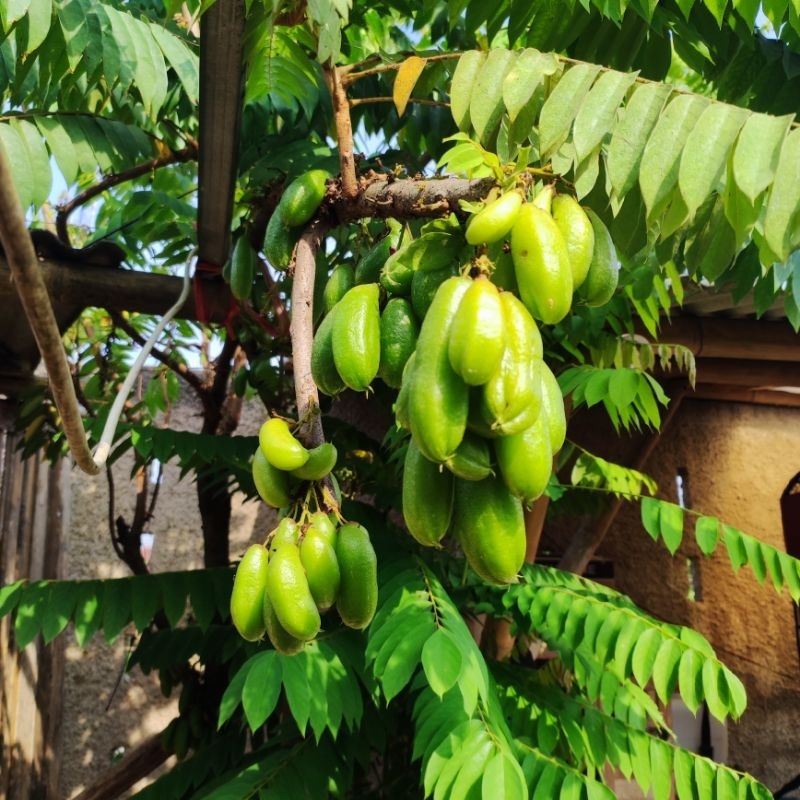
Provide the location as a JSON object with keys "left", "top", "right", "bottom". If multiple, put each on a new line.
{"left": 393, "top": 56, "right": 427, "bottom": 118}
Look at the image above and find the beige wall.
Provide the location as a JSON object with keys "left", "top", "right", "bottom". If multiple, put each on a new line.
{"left": 598, "top": 399, "right": 800, "bottom": 792}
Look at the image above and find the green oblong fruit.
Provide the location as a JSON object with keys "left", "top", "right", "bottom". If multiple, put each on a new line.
{"left": 539, "top": 362, "right": 567, "bottom": 455}
{"left": 290, "top": 442, "right": 338, "bottom": 480}
{"left": 452, "top": 475, "right": 526, "bottom": 585}
{"left": 323, "top": 264, "right": 356, "bottom": 314}
{"left": 480, "top": 293, "right": 543, "bottom": 435}
{"left": 443, "top": 431, "right": 493, "bottom": 481}
{"left": 577, "top": 208, "right": 620, "bottom": 308}
{"left": 269, "top": 517, "right": 300, "bottom": 553}
{"left": 263, "top": 590, "right": 305, "bottom": 655}
{"left": 393, "top": 351, "right": 415, "bottom": 431}
{"left": 511, "top": 203, "right": 573, "bottom": 325}
{"left": 252, "top": 448, "right": 291, "bottom": 508}
{"left": 332, "top": 283, "right": 381, "bottom": 392}
{"left": 311, "top": 307, "right": 347, "bottom": 397}
{"left": 335, "top": 523, "right": 378, "bottom": 629}
{"left": 448, "top": 276, "right": 506, "bottom": 386}
{"left": 408, "top": 276, "right": 472, "bottom": 462}
{"left": 379, "top": 298, "right": 420, "bottom": 389}
{"left": 300, "top": 529, "right": 341, "bottom": 611}
{"left": 411, "top": 264, "right": 458, "bottom": 319}
{"left": 551, "top": 194, "right": 595, "bottom": 289}
{"left": 280, "top": 169, "right": 330, "bottom": 227}
{"left": 379, "top": 249, "right": 415, "bottom": 296}
{"left": 263, "top": 204, "right": 297, "bottom": 270}
{"left": 355, "top": 221, "right": 403, "bottom": 285}
{"left": 495, "top": 415, "right": 553, "bottom": 504}
{"left": 306, "top": 511, "right": 338, "bottom": 545}
{"left": 229, "top": 236, "right": 256, "bottom": 301}
{"left": 267, "top": 543, "right": 321, "bottom": 641}
{"left": 230, "top": 543, "right": 270, "bottom": 641}
{"left": 465, "top": 190, "right": 524, "bottom": 245}
{"left": 402, "top": 438, "right": 453, "bottom": 547}
{"left": 259, "top": 417, "right": 310, "bottom": 471}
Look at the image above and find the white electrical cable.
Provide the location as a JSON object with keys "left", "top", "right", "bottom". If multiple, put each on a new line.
{"left": 91, "top": 249, "right": 196, "bottom": 469}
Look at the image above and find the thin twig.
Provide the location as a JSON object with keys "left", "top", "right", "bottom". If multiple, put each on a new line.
{"left": 324, "top": 66, "right": 359, "bottom": 199}
{"left": 109, "top": 310, "right": 206, "bottom": 395}
{"left": 349, "top": 97, "right": 450, "bottom": 109}
{"left": 56, "top": 144, "right": 198, "bottom": 245}
{"left": 342, "top": 52, "right": 459, "bottom": 85}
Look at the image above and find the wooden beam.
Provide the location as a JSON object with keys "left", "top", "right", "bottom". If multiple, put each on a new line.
{"left": 690, "top": 383, "right": 800, "bottom": 408}
{"left": 692, "top": 358, "right": 800, "bottom": 388}
{"left": 197, "top": 0, "right": 246, "bottom": 268}
{"left": 650, "top": 316, "right": 800, "bottom": 362}
{"left": 0, "top": 256, "right": 232, "bottom": 377}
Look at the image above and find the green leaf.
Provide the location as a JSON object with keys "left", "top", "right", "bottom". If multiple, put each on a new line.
{"left": 763, "top": 128, "right": 800, "bottom": 261}
{"left": 721, "top": 664, "right": 747, "bottom": 719}
{"left": 161, "top": 571, "right": 187, "bottom": 627}
{"left": 673, "top": 747, "right": 695, "bottom": 800}
{"left": 470, "top": 48, "right": 515, "bottom": 145}
{"left": 0, "top": 580, "right": 24, "bottom": 617}
{"left": 102, "top": 579, "right": 132, "bottom": 644}
{"left": 241, "top": 650, "right": 282, "bottom": 731}
{"left": 502, "top": 48, "right": 558, "bottom": 122}
{"left": 677, "top": 648, "right": 703, "bottom": 714}
{"left": 607, "top": 82, "right": 673, "bottom": 202}
{"left": 650, "top": 738, "right": 673, "bottom": 800}
{"left": 732, "top": 112, "right": 794, "bottom": 204}
{"left": 421, "top": 628, "right": 464, "bottom": 698}
{"left": 539, "top": 62, "right": 602, "bottom": 159}
{"left": 722, "top": 525, "right": 748, "bottom": 571}
{"left": 631, "top": 627, "right": 662, "bottom": 688}
{"left": 651, "top": 638, "right": 682, "bottom": 704}
{"left": 659, "top": 502, "right": 684, "bottom": 555}
{"left": 450, "top": 50, "right": 486, "bottom": 130}
{"left": 42, "top": 581, "right": 77, "bottom": 643}
{"left": 639, "top": 94, "right": 711, "bottom": 223}
{"left": 218, "top": 656, "right": 257, "bottom": 729}
{"left": 281, "top": 650, "right": 313, "bottom": 734}
{"left": 695, "top": 516, "right": 720, "bottom": 556}
{"left": 131, "top": 574, "right": 161, "bottom": 632}
{"left": 641, "top": 496, "right": 661, "bottom": 541}
{"left": 72, "top": 580, "right": 104, "bottom": 647}
{"left": 572, "top": 69, "right": 637, "bottom": 165}
{"left": 0, "top": 122, "right": 34, "bottom": 209}
{"left": 14, "top": 582, "right": 48, "bottom": 648}
{"left": 481, "top": 750, "right": 527, "bottom": 800}
{"left": 678, "top": 103, "right": 748, "bottom": 220}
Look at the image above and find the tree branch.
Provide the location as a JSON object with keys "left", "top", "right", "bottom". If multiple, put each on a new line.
{"left": 331, "top": 174, "right": 496, "bottom": 224}
{"left": 325, "top": 66, "right": 359, "bottom": 199}
{"left": 55, "top": 144, "right": 198, "bottom": 246}
{"left": 0, "top": 138, "right": 100, "bottom": 474}
{"left": 291, "top": 219, "right": 332, "bottom": 448}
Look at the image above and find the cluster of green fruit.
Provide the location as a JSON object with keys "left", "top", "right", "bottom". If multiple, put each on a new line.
{"left": 310, "top": 183, "right": 619, "bottom": 585}
{"left": 231, "top": 416, "right": 378, "bottom": 653}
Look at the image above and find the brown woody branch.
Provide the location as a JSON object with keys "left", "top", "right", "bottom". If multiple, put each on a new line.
{"left": 0, "top": 138, "right": 101, "bottom": 474}
{"left": 330, "top": 174, "right": 496, "bottom": 223}
{"left": 325, "top": 66, "right": 359, "bottom": 199}
{"left": 291, "top": 219, "right": 332, "bottom": 448}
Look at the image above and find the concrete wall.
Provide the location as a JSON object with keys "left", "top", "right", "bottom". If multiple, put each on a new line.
{"left": 597, "top": 398, "right": 800, "bottom": 792}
